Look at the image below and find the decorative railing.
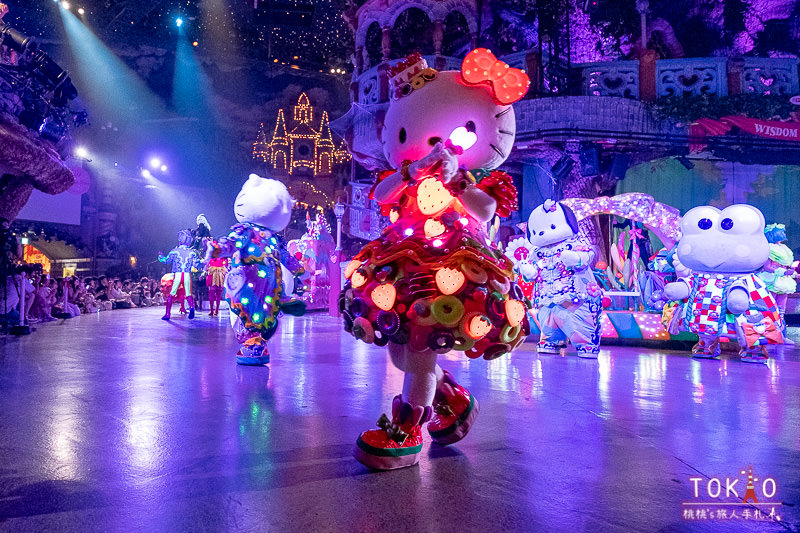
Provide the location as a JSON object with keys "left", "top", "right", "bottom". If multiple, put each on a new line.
{"left": 580, "top": 60, "right": 639, "bottom": 99}
{"left": 355, "top": 53, "right": 798, "bottom": 104}
{"left": 742, "top": 57, "right": 800, "bottom": 96}
{"left": 655, "top": 57, "right": 728, "bottom": 97}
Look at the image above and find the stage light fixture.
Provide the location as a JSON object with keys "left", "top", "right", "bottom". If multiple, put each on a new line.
{"left": 149, "top": 157, "right": 161, "bottom": 169}
{"left": 192, "top": 41, "right": 198, "bottom": 47}
{"left": 160, "top": 164, "right": 168, "bottom": 172}
{"left": 141, "top": 169, "right": 152, "bottom": 179}
{"left": 176, "top": 18, "right": 183, "bottom": 27}
{"left": 551, "top": 154, "right": 575, "bottom": 181}
{"left": 38, "top": 115, "right": 67, "bottom": 143}
{"left": 61, "top": 1, "right": 70, "bottom": 10}
{"left": 0, "top": 22, "right": 34, "bottom": 51}
{"left": 77, "top": 7, "right": 84, "bottom": 14}
{"left": 75, "top": 146, "right": 88, "bottom": 158}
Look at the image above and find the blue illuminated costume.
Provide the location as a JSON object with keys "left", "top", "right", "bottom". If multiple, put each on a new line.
{"left": 159, "top": 230, "right": 202, "bottom": 319}
{"left": 216, "top": 223, "right": 305, "bottom": 365}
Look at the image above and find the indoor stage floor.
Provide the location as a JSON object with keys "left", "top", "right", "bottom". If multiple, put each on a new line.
{"left": 1, "top": 308, "right": 799, "bottom": 532}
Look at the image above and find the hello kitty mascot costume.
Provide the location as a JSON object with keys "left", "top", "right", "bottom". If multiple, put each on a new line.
{"left": 507, "top": 200, "right": 603, "bottom": 357}
{"left": 664, "top": 204, "right": 784, "bottom": 363}
{"left": 340, "top": 50, "right": 531, "bottom": 470}
{"left": 209, "top": 174, "right": 306, "bottom": 365}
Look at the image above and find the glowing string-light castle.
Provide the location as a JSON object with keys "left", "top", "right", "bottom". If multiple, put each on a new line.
{"left": 252, "top": 92, "right": 350, "bottom": 177}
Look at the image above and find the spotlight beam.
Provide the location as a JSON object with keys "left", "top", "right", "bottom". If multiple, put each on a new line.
{"left": 58, "top": 7, "right": 168, "bottom": 126}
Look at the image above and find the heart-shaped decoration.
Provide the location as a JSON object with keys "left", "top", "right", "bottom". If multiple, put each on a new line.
{"left": 505, "top": 299, "right": 526, "bottom": 327}
{"left": 424, "top": 218, "right": 446, "bottom": 238}
{"left": 389, "top": 208, "right": 400, "bottom": 224}
{"left": 602, "top": 77, "right": 624, "bottom": 90}
{"left": 371, "top": 283, "right": 397, "bottom": 311}
{"left": 344, "top": 259, "right": 362, "bottom": 279}
{"left": 466, "top": 314, "right": 493, "bottom": 340}
{"left": 416, "top": 177, "right": 454, "bottom": 216}
{"left": 760, "top": 75, "right": 775, "bottom": 87}
{"left": 448, "top": 126, "right": 478, "bottom": 151}
{"left": 435, "top": 267, "right": 466, "bottom": 295}
{"left": 678, "top": 74, "right": 699, "bottom": 87}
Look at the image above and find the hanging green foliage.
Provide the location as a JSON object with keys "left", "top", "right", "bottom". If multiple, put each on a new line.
{"left": 649, "top": 94, "right": 797, "bottom": 124}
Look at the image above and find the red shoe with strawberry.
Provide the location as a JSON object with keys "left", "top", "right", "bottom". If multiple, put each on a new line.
{"left": 427, "top": 370, "right": 479, "bottom": 445}
{"left": 354, "top": 395, "right": 432, "bottom": 470}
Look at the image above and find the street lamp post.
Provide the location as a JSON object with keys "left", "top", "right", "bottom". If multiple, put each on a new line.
{"left": 636, "top": 0, "right": 649, "bottom": 52}
{"left": 329, "top": 200, "right": 346, "bottom": 317}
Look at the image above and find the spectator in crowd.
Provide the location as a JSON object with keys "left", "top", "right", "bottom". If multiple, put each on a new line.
{"left": 133, "top": 277, "right": 154, "bottom": 307}
{"left": 72, "top": 277, "right": 99, "bottom": 313}
{"left": 28, "top": 274, "right": 55, "bottom": 322}
{"left": 96, "top": 276, "right": 110, "bottom": 304}
{"left": 56, "top": 278, "right": 81, "bottom": 318}
{"left": 109, "top": 278, "right": 136, "bottom": 309}
{"left": 0, "top": 267, "right": 202, "bottom": 328}
{"left": 2, "top": 271, "right": 35, "bottom": 326}
{"left": 150, "top": 279, "right": 164, "bottom": 305}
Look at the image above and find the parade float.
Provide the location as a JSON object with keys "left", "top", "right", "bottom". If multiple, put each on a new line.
{"left": 287, "top": 211, "right": 335, "bottom": 310}
{"left": 506, "top": 192, "right": 699, "bottom": 344}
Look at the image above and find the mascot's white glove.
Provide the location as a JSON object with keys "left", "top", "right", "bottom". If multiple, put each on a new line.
{"left": 411, "top": 142, "right": 458, "bottom": 183}
{"left": 726, "top": 287, "right": 750, "bottom": 315}
{"left": 664, "top": 280, "right": 690, "bottom": 301}
{"left": 517, "top": 260, "right": 539, "bottom": 281}
{"left": 560, "top": 250, "right": 583, "bottom": 268}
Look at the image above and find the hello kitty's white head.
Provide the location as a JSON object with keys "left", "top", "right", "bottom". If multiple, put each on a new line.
{"left": 234, "top": 174, "right": 294, "bottom": 231}
{"left": 381, "top": 49, "right": 529, "bottom": 171}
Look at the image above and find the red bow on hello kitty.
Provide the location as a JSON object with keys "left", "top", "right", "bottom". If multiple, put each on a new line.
{"left": 460, "top": 48, "right": 530, "bottom": 105}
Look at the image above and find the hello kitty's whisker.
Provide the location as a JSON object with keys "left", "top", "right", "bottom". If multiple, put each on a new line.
{"left": 498, "top": 129, "right": 513, "bottom": 136}
{"left": 490, "top": 143, "right": 505, "bottom": 158}
{"left": 495, "top": 108, "right": 511, "bottom": 118}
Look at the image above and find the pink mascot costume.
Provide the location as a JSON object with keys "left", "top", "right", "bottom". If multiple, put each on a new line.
{"left": 339, "top": 50, "right": 532, "bottom": 470}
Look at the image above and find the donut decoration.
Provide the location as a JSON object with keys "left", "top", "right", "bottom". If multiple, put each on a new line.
{"left": 352, "top": 317, "right": 375, "bottom": 343}
{"left": 339, "top": 237, "right": 531, "bottom": 357}
{"left": 376, "top": 310, "right": 401, "bottom": 335}
{"left": 428, "top": 330, "right": 456, "bottom": 353}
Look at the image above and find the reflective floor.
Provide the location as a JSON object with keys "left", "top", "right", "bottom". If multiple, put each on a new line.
{"left": 1, "top": 308, "right": 799, "bottom": 532}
